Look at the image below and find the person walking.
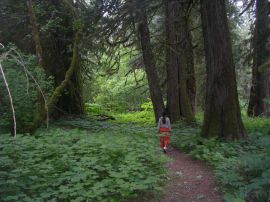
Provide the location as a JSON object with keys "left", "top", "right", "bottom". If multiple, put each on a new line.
{"left": 157, "top": 112, "right": 171, "bottom": 153}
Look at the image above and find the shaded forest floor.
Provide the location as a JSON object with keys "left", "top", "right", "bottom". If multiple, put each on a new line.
{"left": 162, "top": 146, "right": 223, "bottom": 202}
{"left": 104, "top": 111, "right": 270, "bottom": 202}
{"left": 0, "top": 111, "right": 269, "bottom": 201}
{"left": 43, "top": 112, "right": 270, "bottom": 202}
{"left": 56, "top": 116, "right": 225, "bottom": 201}
{"left": 57, "top": 116, "right": 225, "bottom": 201}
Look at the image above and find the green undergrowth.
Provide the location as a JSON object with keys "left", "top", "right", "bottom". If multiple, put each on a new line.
{"left": 54, "top": 116, "right": 156, "bottom": 134}
{"left": 1, "top": 109, "right": 268, "bottom": 202}
{"left": 112, "top": 111, "right": 155, "bottom": 126}
{"left": 84, "top": 101, "right": 155, "bottom": 127}
{"left": 170, "top": 116, "right": 270, "bottom": 202}
{"left": 0, "top": 126, "right": 167, "bottom": 201}
{"left": 243, "top": 116, "right": 269, "bottom": 134}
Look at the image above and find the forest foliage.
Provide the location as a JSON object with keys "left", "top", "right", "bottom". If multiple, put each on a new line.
{"left": 0, "top": 125, "right": 167, "bottom": 201}
{"left": 0, "top": 0, "right": 269, "bottom": 201}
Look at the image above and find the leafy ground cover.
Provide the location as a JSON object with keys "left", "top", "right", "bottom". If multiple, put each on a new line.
{"left": 0, "top": 108, "right": 269, "bottom": 202}
{"left": 112, "top": 111, "right": 269, "bottom": 202}
{"left": 0, "top": 122, "right": 167, "bottom": 202}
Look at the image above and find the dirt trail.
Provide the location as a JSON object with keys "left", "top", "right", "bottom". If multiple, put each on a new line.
{"left": 161, "top": 147, "right": 224, "bottom": 202}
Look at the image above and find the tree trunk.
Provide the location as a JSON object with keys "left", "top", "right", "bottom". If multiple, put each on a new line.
{"left": 27, "top": 0, "right": 52, "bottom": 133}
{"left": 27, "top": 0, "right": 43, "bottom": 66}
{"left": 185, "top": 20, "right": 196, "bottom": 116}
{"left": 41, "top": 0, "right": 84, "bottom": 117}
{"left": 165, "top": 0, "right": 195, "bottom": 122}
{"left": 247, "top": 0, "right": 270, "bottom": 117}
{"left": 28, "top": 32, "right": 80, "bottom": 134}
{"left": 165, "top": 0, "right": 181, "bottom": 122}
{"left": 136, "top": 5, "right": 165, "bottom": 121}
{"left": 28, "top": 0, "right": 84, "bottom": 118}
{"left": 200, "top": 0, "right": 246, "bottom": 139}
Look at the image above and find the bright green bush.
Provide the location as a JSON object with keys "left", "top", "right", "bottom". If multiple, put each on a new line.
{"left": 113, "top": 111, "right": 155, "bottom": 126}
{"left": 85, "top": 103, "right": 104, "bottom": 115}
{"left": 140, "top": 100, "right": 153, "bottom": 111}
{"left": 243, "top": 116, "right": 269, "bottom": 134}
{"left": 0, "top": 128, "right": 167, "bottom": 201}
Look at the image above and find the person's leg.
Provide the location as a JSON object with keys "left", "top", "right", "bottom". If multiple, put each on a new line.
{"left": 159, "top": 136, "right": 164, "bottom": 148}
{"left": 163, "top": 137, "right": 167, "bottom": 153}
{"left": 164, "top": 133, "right": 169, "bottom": 149}
{"left": 160, "top": 136, "right": 167, "bottom": 153}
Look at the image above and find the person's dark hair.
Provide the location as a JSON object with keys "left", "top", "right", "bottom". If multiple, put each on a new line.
{"left": 162, "top": 112, "right": 166, "bottom": 124}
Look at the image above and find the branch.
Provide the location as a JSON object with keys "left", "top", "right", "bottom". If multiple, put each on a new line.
{"left": 258, "top": 61, "right": 270, "bottom": 72}
{"left": 9, "top": 52, "right": 49, "bottom": 128}
{"left": 239, "top": 0, "right": 255, "bottom": 16}
{"left": 0, "top": 43, "right": 50, "bottom": 136}
{"left": 0, "top": 62, "right": 16, "bottom": 137}
{"left": 186, "top": 0, "right": 194, "bottom": 18}
{"left": 28, "top": 32, "right": 80, "bottom": 134}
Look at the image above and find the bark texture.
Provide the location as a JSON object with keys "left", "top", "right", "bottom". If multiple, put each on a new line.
{"left": 165, "top": 0, "right": 195, "bottom": 123}
{"left": 27, "top": 0, "right": 43, "bottom": 66}
{"left": 165, "top": 0, "right": 181, "bottom": 122}
{"left": 27, "top": 0, "right": 49, "bottom": 127}
{"left": 247, "top": 0, "right": 270, "bottom": 117}
{"left": 200, "top": 0, "right": 246, "bottom": 139}
{"left": 28, "top": 32, "right": 80, "bottom": 134}
{"left": 41, "top": 0, "right": 84, "bottom": 117}
{"left": 185, "top": 24, "right": 196, "bottom": 115}
{"left": 136, "top": 4, "right": 165, "bottom": 121}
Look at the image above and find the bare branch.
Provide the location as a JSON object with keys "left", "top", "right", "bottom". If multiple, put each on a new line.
{"left": 9, "top": 53, "right": 49, "bottom": 128}
{"left": 239, "top": 0, "right": 256, "bottom": 16}
{"left": 0, "top": 62, "right": 16, "bottom": 137}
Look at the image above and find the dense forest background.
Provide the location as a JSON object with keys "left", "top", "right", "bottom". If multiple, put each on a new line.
{"left": 0, "top": 0, "right": 269, "bottom": 201}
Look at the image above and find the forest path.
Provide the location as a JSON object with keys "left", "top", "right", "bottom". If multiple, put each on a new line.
{"left": 161, "top": 147, "right": 224, "bottom": 202}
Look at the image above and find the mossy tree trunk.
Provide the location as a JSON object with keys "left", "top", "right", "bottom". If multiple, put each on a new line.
{"left": 165, "top": 0, "right": 195, "bottom": 123}
{"left": 200, "top": 0, "right": 246, "bottom": 140}
{"left": 41, "top": 0, "right": 84, "bottom": 117}
{"left": 43, "top": 40, "right": 84, "bottom": 117}
{"left": 28, "top": 0, "right": 84, "bottom": 117}
{"left": 247, "top": 0, "right": 270, "bottom": 117}
{"left": 28, "top": 0, "right": 84, "bottom": 125}
{"left": 136, "top": 3, "right": 165, "bottom": 121}
{"left": 28, "top": 32, "right": 80, "bottom": 134}
{"left": 27, "top": 0, "right": 43, "bottom": 66}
